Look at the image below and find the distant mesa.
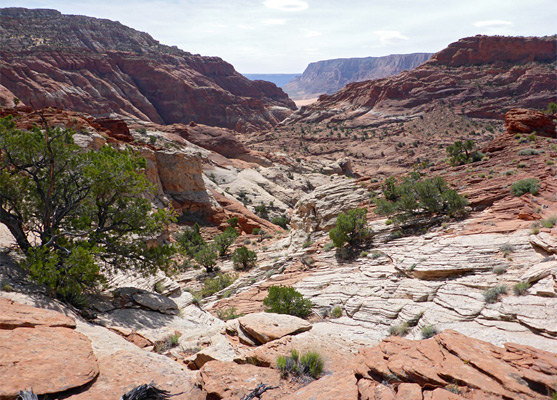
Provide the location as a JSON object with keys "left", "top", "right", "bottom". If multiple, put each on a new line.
{"left": 287, "top": 35, "right": 557, "bottom": 126}
{"left": 0, "top": 7, "right": 296, "bottom": 133}
{"left": 243, "top": 74, "right": 301, "bottom": 88}
{"left": 282, "top": 53, "right": 433, "bottom": 100}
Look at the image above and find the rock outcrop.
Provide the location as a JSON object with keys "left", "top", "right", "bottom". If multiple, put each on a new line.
{"left": 353, "top": 330, "right": 557, "bottom": 400}
{"left": 286, "top": 35, "right": 556, "bottom": 127}
{"left": 0, "top": 298, "right": 99, "bottom": 399}
{"left": 283, "top": 53, "right": 432, "bottom": 100}
{"left": 504, "top": 108, "right": 556, "bottom": 138}
{"left": 0, "top": 8, "right": 296, "bottom": 132}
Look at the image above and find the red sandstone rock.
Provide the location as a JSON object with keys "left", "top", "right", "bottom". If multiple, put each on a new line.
{"left": 94, "top": 117, "right": 134, "bottom": 142}
{"left": 199, "top": 361, "right": 292, "bottom": 399}
{"left": 0, "top": 297, "right": 75, "bottom": 329}
{"left": 0, "top": 299, "right": 98, "bottom": 399}
{"left": 288, "top": 36, "right": 556, "bottom": 127}
{"left": 353, "top": 330, "right": 557, "bottom": 400}
{"left": 0, "top": 8, "right": 296, "bottom": 133}
{"left": 284, "top": 371, "right": 359, "bottom": 400}
{"left": 504, "top": 108, "right": 556, "bottom": 138}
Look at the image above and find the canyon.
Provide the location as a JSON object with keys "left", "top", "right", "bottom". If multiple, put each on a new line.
{"left": 282, "top": 52, "right": 432, "bottom": 100}
{"left": 0, "top": 8, "right": 556, "bottom": 400}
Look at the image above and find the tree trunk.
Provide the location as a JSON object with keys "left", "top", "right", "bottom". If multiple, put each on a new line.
{"left": 0, "top": 209, "right": 31, "bottom": 252}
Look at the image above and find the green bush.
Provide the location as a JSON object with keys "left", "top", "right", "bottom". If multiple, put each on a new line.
{"left": 421, "top": 324, "right": 438, "bottom": 339}
{"left": 375, "top": 174, "right": 468, "bottom": 224}
{"left": 446, "top": 139, "right": 483, "bottom": 166}
{"left": 232, "top": 246, "right": 257, "bottom": 270}
{"left": 323, "top": 242, "right": 335, "bottom": 251}
{"left": 330, "top": 306, "right": 342, "bottom": 318}
{"left": 329, "top": 208, "right": 371, "bottom": 248}
{"left": 216, "top": 307, "right": 241, "bottom": 321}
{"left": 200, "top": 272, "right": 238, "bottom": 297}
{"left": 389, "top": 321, "right": 409, "bottom": 337}
{"left": 227, "top": 216, "right": 239, "bottom": 227}
{"left": 194, "top": 245, "right": 218, "bottom": 272}
{"left": 484, "top": 285, "right": 508, "bottom": 304}
{"left": 513, "top": 281, "right": 530, "bottom": 296}
{"left": 517, "top": 148, "right": 539, "bottom": 156}
{"left": 213, "top": 227, "right": 238, "bottom": 257}
{"left": 263, "top": 286, "right": 312, "bottom": 318}
{"left": 272, "top": 215, "right": 288, "bottom": 229}
{"left": 254, "top": 204, "right": 269, "bottom": 220}
{"left": 177, "top": 223, "right": 206, "bottom": 257}
{"left": 510, "top": 179, "right": 540, "bottom": 196}
{"left": 277, "top": 350, "right": 324, "bottom": 379}
{"left": 541, "top": 216, "right": 557, "bottom": 228}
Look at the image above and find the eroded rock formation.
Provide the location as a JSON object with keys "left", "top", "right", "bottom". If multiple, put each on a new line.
{"left": 287, "top": 35, "right": 556, "bottom": 126}
{"left": 0, "top": 8, "right": 296, "bottom": 132}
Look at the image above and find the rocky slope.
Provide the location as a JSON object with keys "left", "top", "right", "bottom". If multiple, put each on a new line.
{"left": 286, "top": 35, "right": 556, "bottom": 126}
{"left": 0, "top": 105, "right": 556, "bottom": 398}
{"left": 0, "top": 8, "right": 296, "bottom": 132}
{"left": 283, "top": 53, "right": 432, "bottom": 100}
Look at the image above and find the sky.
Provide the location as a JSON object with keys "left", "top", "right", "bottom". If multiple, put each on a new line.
{"left": 2, "top": 0, "right": 556, "bottom": 73}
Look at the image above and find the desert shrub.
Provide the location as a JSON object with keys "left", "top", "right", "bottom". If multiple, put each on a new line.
{"left": 263, "top": 286, "right": 312, "bottom": 318}
{"left": 177, "top": 223, "right": 206, "bottom": 257}
{"left": 232, "top": 246, "right": 257, "bottom": 270}
{"left": 254, "top": 204, "right": 269, "bottom": 220}
{"left": 510, "top": 179, "right": 540, "bottom": 196}
{"left": 272, "top": 215, "right": 288, "bottom": 229}
{"left": 329, "top": 208, "right": 371, "bottom": 248}
{"left": 252, "top": 228, "right": 261, "bottom": 235}
{"left": 330, "top": 306, "right": 342, "bottom": 318}
{"left": 389, "top": 321, "right": 409, "bottom": 337}
{"left": 517, "top": 148, "right": 539, "bottom": 156}
{"left": 493, "top": 266, "right": 507, "bottom": 275}
{"left": 194, "top": 245, "right": 218, "bottom": 272}
{"left": 200, "top": 272, "right": 238, "bottom": 298}
{"left": 277, "top": 350, "right": 324, "bottom": 379}
{"left": 323, "top": 242, "right": 335, "bottom": 251}
{"left": 216, "top": 307, "right": 241, "bottom": 321}
{"left": 227, "top": 216, "right": 239, "bottom": 227}
{"left": 154, "top": 332, "right": 181, "bottom": 353}
{"left": 213, "top": 227, "right": 238, "bottom": 257}
{"left": 541, "top": 216, "right": 557, "bottom": 228}
{"left": 446, "top": 139, "right": 483, "bottom": 166}
{"left": 513, "top": 281, "right": 530, "bottom": 296}
{"left": 484, "top": 285, "right": 508, "bottom": 304}
{"left": 421, "top": 325, "right": 438, "bottom": 339}
{"left": 375, "top": 174, "right": 468, "bottom": 224}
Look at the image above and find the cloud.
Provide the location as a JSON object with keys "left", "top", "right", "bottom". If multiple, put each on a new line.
{"left": 373, "top": 30, "right": 408, "bottom": 45}
{"left": 263, "top": 18, "right": 287, "bottom": 25}
{"left": 263, "top": 0, "right": 309, "bottom": 12}
{"left": 474, "top": 20, "right": 513, "bottom": 28}
{"left": 301, "top": 28, "right": 321, "bottom": 38}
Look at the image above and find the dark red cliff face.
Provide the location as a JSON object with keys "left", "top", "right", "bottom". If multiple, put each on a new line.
{"left": 287, "top": 35, "right": 557, "bottom": 126}
{"left": 0, "top": 8, "right": 296, "bottom": 133}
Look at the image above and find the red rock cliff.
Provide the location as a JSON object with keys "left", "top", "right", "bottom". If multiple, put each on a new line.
{"left": 0, "top": 8, "right": 296, "bottom": 132}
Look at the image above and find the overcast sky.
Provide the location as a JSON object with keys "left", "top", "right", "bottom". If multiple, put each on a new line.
{"left": 3, "top": 0, "right": 556, "bottom": 73}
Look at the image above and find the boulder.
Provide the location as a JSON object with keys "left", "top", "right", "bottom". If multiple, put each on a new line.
{"left": 238, "top": 312, "right": 312, "bottom": 344}
{"left": 284, "top": 370, "right": 359, "bottom": 400}
{"left": 0, "top": 299, "right": 98, "bottom": 399}
{"left": 112, "top": 287, "right": 179, "bottom": 315}
{"left": 199, "top": 361, "right": 289, "bottom": 399}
